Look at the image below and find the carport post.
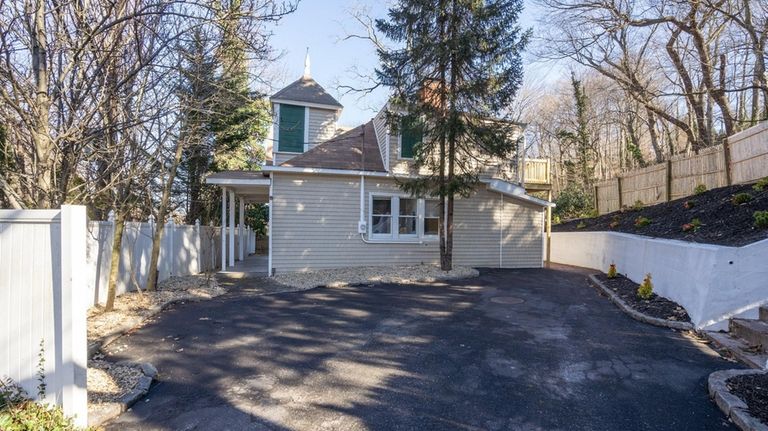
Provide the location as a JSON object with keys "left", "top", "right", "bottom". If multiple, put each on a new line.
{"left": 221, "top": 187, "right": 227, "bottom": 272}
{"left": 229, "top": 190, "right": 235, "bottom": 267}
{"left": 239, "top": 198, "right": 244, "bottom": 261}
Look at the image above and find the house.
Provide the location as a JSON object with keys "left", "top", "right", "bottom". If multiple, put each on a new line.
{"left": 206, "top": 57, "right": 554, "bottom": 275}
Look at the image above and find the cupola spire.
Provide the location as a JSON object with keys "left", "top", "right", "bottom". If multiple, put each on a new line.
{"left": 303, "top": 47, "right": 311, "bottom": 79}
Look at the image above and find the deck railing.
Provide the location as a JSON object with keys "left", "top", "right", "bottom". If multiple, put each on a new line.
{"left": 522, "top": 158, "right": 550, "bottom": 185}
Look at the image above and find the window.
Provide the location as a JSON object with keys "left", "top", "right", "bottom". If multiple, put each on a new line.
{"left": 371, "top": 197, "right": 392, "bottom": 236}
{"left": 399, "top": 198, "right": 417, "bottom": 236}
{"left": 424, "top": 199, "right": 440, "bottom": 236}
{"left": 278, "top": 104, "right": 305, "bottom": 152}
{"left": 399, "top": 118, "right": 422, "bottom": 159}
{"left": 368, "top": 195, "right": 438, "bottom": 241}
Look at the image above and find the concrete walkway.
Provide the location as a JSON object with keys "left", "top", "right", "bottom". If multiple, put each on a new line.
{"left": 104, "top": 266, "right": 738, "bottom": 430}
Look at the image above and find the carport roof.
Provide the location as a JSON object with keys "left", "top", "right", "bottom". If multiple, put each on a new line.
{"left": 205, "top": 170, "right": 270, "bottom": 203}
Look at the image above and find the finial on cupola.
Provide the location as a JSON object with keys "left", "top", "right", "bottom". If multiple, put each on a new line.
{"left": 303, "top": 47, "right": 311, "bottom": 79}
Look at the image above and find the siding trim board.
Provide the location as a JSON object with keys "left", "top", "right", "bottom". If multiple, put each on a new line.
{"left": 270, "top": 173, "right": 545, "bottom": 273}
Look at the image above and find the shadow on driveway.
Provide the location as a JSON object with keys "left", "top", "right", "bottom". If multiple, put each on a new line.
{"left": 104, "top": 266, "right": 738, "bottom": 430}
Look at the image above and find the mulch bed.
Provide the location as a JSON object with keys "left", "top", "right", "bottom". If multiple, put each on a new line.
{"left": 594, "top": 273, "right": 691, "bottom": 323}
{"left": 555, "top": 182, "right": 768, "bottom": 247}
{"left": 727, "top": 373, "right": 768, "bottom": 425}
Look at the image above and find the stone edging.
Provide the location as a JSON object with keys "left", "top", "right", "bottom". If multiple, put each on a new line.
{"left": 88, "top": 292, "right": 223, "bottom": 358}
{"left": 709, "top": 369, "right": 768, "bottom": 431}
{"left": 588, "top": 274, "right": 694, "bottom": 331}
{"left": 88, "top": 362, "right": 158, "bottom": 428}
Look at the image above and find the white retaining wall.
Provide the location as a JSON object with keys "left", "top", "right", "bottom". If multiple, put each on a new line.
{"left": 551, "top": 231, "right": 768, "bottom": 330}
{"left": 0, "top": 207, "right": 88, "bottom": 426}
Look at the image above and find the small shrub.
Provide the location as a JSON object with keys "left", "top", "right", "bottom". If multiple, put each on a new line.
{"left": 754, "top": 211, "right": 768, "bottom": 229}
{"left": 637, "top": 273, "right": 653, "bottom": 300}
{"left": 634, "top": 216, "right": 651, "bottom": 228}
{"left": 552, "top": 215, "right": 561, "bottom": 225}
{"left": 632, "top": 200, "right": 644, "bottom": 211}
{"left": 683, "top": 200, "right": 696, "bottom": 210}
{"left": 586, "top": 209, "right": 599, "bottom": 218}
{"left": 753, "top": 177, "right": 768, "bottom": 192}
{"left": 553, "top": 184, "right": 593, "bottom": 220}
{"left": 694, "top": 184, "right": 707, "bottom": 195}
{"left": 576, "top": 221, "right": 587, "bottom": 229}
{"left": 682, "top": 218, "right": 702, "bottom": 232}
{"left": 0, "top": 378, "right": 82, "bottom": 431}
{"left": 609, "top": 215, "right": 620, "bottom": 229}
{"left": 607, "top": 263, "right": 617, "bottom": 279}
{"left": 732, "top": 192, "right": 754, "bottom": 205}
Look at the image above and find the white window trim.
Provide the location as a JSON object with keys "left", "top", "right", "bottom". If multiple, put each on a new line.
{"left": 367, "top": 193, "right": 438, "bottom": 242}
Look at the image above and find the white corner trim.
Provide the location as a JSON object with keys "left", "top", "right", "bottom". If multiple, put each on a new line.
{"left": 303, "top": 106, "right": 310, "bottom": 148}
{"left": 205, "top": 178, "right": 271, "bottom": 186}
{"left": 270, "top": 98, "right": 343, "bottom": 112}
{"left": 261, "top": 165, "right": 413, "bottom": 178}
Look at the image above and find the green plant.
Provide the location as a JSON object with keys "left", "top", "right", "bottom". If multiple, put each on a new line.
{"left": 694, "top": 184, "right": 707, "bottom": 195}
{"left": 683, "top": 200, "right": 696, "bottom": 209}
{"left": 754, "top": 211, "right": 768, "bottom": 229}
{"left": 0, "top": 342, "right": 86, "bottom": 431}
{"left": 632, "top": 200, "right": 644, "bottom": 211}
{"left": 553, "top": 184, "right": 593, "bottom": 220}
{"left": 732, "top": 192, "right": 753, "bottom": 205}
{"left": 576, "top": 221, "right": 587, "bottom": 229}
{"left": 637, "top": 273, "right": 653, "bottom": 300}
{"left": 552, "top": 215, "right": 561, "bottom": 225}
{"left": 607, "top": 263, "right": 617, "bottom": 278}
{"left": 753, "top": 177, "right": 768, "bottom": 192}
{"left": 682, "top": 218, "right": 702, "bottom": 232}
{"left": 634, "top": 216, "right": 651, "bottom": 227}
{"left": 609, "top": 215, "right": 620, "bottom": 229}
{"left": 586, "top": 209, "right": 599, "bottom": 218}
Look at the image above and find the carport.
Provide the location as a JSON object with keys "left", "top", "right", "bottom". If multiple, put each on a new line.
{"left": 205, "top": 170, "right": 271, "bottom": 273}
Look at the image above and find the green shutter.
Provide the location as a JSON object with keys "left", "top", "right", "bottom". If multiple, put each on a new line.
{"left": 279, "top": 104, "right": 305, "bottom": 153}
{"left": 400, "top": 119, "right": 422, "bottom": 159}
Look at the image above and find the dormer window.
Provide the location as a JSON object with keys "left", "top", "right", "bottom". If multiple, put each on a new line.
{"left": 278, "top": 104, "right": 306, "bottom": 153}
{"left": 399, "top": 118, "right": 423, "bottom": 159}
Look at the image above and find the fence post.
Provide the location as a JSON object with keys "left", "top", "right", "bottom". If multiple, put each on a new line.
{"left": 593, "top": 185, "right": 599, "bottom": 215}
{"left": 665, "top": 160, "right": 673, "bottom": 202}
{"left": 195, "top": 218, "right": 201, "bottom": 274}
{"left": 166, "top": 218, "right": 175, "bottom": 278}
{"left": 59, "top": 205, "right": 88, "bottom": 427}
{"left": 723, "top": 139, "right": 732, "bottom": 185}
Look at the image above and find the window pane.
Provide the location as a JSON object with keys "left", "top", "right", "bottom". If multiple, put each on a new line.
{"left": 279, "top": 104, "right": 305, "bottom": 153}
{"left": 400, "top": 118, "right": 423, "bottom": 159}
{"left": 372, "top": 216, "right": 391, "bottom": 234}
{"left": 400, "top": 198, "right": 417, "bottom": 216}
{"left": 425, "top": 200, "right": 440, "bottom": 218}
{"left": 372, "top": 197, "right": 391, "bottom": 215}
{"left": 399, "top": 216, "right": 416, "bottom": 235}
{"left": 424, "top": 218, "right": 439, "bottom": 236}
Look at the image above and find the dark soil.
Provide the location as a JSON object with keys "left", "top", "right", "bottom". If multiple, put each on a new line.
{"left": 595, "top": 273, "right": 691, "bottom": 323}
{"left": 727, "top": 373, "right": 768, "bottom": 425}
{"left": 555, "top": 182, "right": 768, "bottom": 247}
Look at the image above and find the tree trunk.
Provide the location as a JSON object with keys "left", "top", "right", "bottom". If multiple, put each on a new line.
{"left": 645, "top": 108, "right": 663, "bottom": 163}
{"left": 105, "top": 211, "right": 126, "bottom": 311}
{"left": 145, "top": 141, "right": 185, "bottom": 291}
{"left": 29, "top": 0, "right": 54, "bottom": 207}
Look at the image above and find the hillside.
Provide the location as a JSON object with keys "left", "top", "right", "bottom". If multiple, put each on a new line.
{"left": 554, "top": 182, "right": 768, "bottom": 247}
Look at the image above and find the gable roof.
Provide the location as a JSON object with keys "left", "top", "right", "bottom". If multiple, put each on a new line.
{"left": 280, "top": 121, "right": 385, "bottom": 172}
{"left": 270, "top": 77, "right": 343, "bottom": 109}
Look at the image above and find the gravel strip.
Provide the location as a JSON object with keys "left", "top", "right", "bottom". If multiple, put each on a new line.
{"left": 273, "top": 264, "right": 479, "bottom": 290}
{"left": 87, "top": 274, "right": 225, "bottom": 343}
{"left": 87, "top": 359, "right": 143, "bottom": 405}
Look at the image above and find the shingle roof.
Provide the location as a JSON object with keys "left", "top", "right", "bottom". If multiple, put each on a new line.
{"left": 270, "top": 77, "right": 343, "bottom": 108}
{"left": 206, "top": 170, "right": 269, "bottom": 180}
{"left": 280, "top": 121, "right": 386, "bottom": 172}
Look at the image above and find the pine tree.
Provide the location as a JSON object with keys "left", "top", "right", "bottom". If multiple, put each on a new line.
{"left": 376, "top": 0, "right": 530, "bottom": 270}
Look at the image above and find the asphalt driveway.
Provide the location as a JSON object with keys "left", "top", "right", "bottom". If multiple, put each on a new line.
{"left": 104, "top": 266, "right": 737, "bottom": 430}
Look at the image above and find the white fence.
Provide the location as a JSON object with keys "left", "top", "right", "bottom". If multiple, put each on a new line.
{"left": 1, "top": 207, "right": 257, "bottom": 425}
{"left": 0, "top": 207, "right": 88, "bottom": 426}
{"left": 86, "top": 218, "right": 256, "bottom": 307}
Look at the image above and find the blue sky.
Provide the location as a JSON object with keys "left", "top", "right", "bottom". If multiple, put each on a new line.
{"left": 266, "top": 0, "right": 558, "bottom": 127}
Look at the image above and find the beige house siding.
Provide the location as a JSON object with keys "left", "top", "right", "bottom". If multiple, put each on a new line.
{"left": 271, "top": 173, "right": 544, "bottom": 273}
{"left": 271, "top": 174, "right": 438, "bottom": 273}
{"left": 453, "top": 188, "right": 544, "bottom": 268}
{"left": 308, "top": 108, "right": 337, "bottom": 148}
